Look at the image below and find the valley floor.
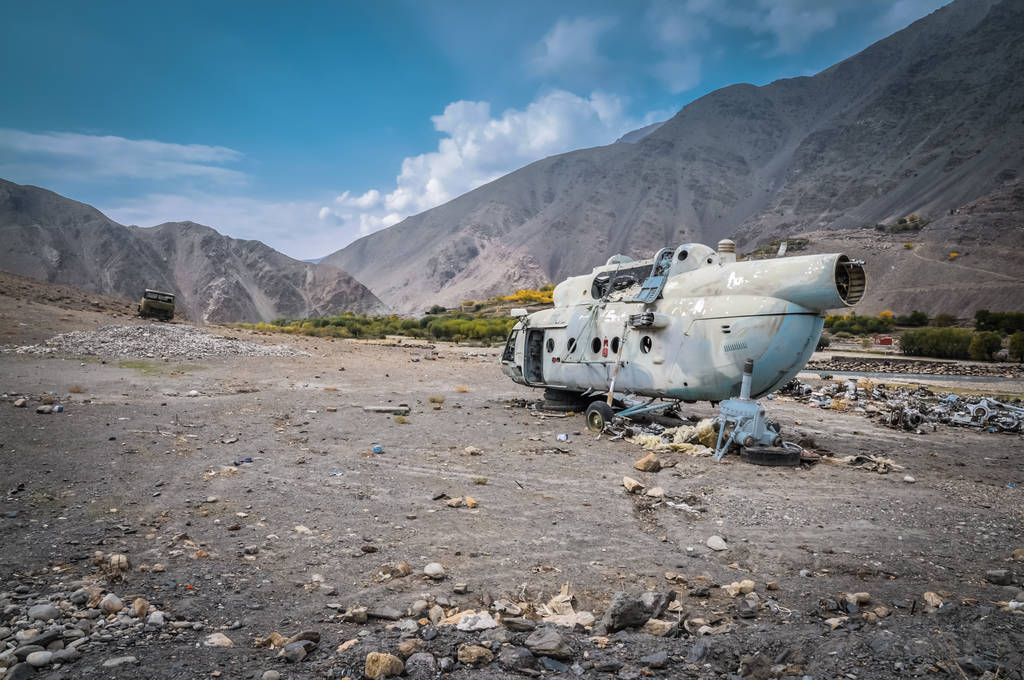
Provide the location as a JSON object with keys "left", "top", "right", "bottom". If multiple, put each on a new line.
{"left": 1, "top": 294, "right": 1022, "bottom": 680}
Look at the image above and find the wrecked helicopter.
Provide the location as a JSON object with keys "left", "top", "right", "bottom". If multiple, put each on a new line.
{"left": 500, "top": 239, "right": 866, "bottom": 463}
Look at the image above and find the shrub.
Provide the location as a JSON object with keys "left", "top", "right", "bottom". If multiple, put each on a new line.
{"left": 931, "top": 313, "right": 957, "bottom": 327}
{"left": 900, "top": 327, "right": 973, "bottom": 359}
{"left": 824, "top": 313, "right": 893, "bottom": 335}
{"left": 895, "top": 310, "right": 929, "bottom": 327}
{"left": 816, "top": 333, "right": 831, "bottom": 350}
{"left": 969, "top": 331, "right": 1003, "bottom": 361}
{"left": 975, "top": 310, "right": 1024, "bottom": 334}
{"left": 1009, "top": 332, "right": 1024, "bottom": 362}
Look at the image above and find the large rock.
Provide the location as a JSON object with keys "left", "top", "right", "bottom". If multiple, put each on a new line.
{"left": 524, "top": 628, "right": 573, "bottom": 660}
{"left": 364, "top": 652, "right": 404, "bottom": 679}
{"left": 633, "top": 454, "right": 661, "bottom": 472}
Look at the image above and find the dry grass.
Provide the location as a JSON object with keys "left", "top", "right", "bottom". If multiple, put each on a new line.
{"left": 455, "top": 385, "right": 470, "bottom": 393}
{"left": 428, "top": 395, "right": 445, "bottom": 404}
{"left": 394, "top": 415, "right": 409, "bottom": 424}
{"left": 68, "top": 384, "right": 85, "bottom": 394}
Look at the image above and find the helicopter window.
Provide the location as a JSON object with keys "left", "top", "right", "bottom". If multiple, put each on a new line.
{"left": 678, "top": 250, "right": 688, "bottom": 261}
{"left": 591, "top": 337, "right": 601, "bottom": 354}
{"left": 567, "top": 338, "right": 577, "bottom": 353}
{"left": 501, "top": 330, "right": 518, "bottom": 362}
{"left": 610, "top": 337, "right": 620, "bottom": 354}
{"left": 640, "top": 336, "right": 652, "bottom": 353}
{"left": 545, "top": 338, "right": 554, "bottom": 353}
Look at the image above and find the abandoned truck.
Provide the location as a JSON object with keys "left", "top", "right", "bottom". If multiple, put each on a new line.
{"left": 500, "top": 240, "right": 866, "bottom": 446}
{"left": 138, "top": 289, "right": 176, "bottom": 320}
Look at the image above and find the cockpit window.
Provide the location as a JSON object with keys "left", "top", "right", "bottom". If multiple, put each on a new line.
{"left": 501, "top": 329, "right": 518, "bottom": 362}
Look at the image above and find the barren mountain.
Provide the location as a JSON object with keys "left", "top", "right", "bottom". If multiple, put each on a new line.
{"left": 324, "top": 0, "right": 1024, "bottom": 315}
{"left": 0, "top": 179, "right": 386, "bottom": 322}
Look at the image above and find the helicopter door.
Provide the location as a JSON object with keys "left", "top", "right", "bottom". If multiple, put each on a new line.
{"left": 524, "top": 330, "right": 546, "bottom": 384}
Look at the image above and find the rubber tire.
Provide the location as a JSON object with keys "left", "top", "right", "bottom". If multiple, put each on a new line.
{"left": 585, "top": 401, "right": 615, "bottom": 432}
{"left": 740, "top": 441, "right": 802, "bottom": 466}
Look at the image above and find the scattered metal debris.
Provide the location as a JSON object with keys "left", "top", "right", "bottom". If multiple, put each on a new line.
{"left": 776, "top": 378, "right": 1023, "bottom": 433}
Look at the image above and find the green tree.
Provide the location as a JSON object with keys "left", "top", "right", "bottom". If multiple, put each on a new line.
{"left": 968, "top": 331, "right": 1003, "bottom": 361}
{"left": 1009, "top": 332, "right": 1024, "bottom": 362}
{"left": 931, "top": 313, "right": 957, "bottom": 327}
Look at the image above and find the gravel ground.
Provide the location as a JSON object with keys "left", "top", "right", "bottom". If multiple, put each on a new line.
{"left": 3, "top": 324, "right": 308, "bottom": 359}
{"left": 1, "top": 297, "right": 1023, "bottom": 680}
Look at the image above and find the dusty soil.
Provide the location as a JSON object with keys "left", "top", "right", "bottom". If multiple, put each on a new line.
{"left": 2, "top": 291, "right": 1023, "bottom": 680}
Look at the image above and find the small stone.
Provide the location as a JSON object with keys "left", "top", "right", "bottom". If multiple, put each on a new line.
{"left": 36, "top": 405, "right": 54, "bottom": 414}
{"left": 640, "top": 651, "right": 669, "bottom": 668}
{"left": 640, "top": 619, "right": 676, "bottom": 636}
{"left": 337, "top": 639, "right": 358, "bottom": 653}
{"left": 404, "top": 652, "right": 437, "bottom": 678}
{"left": 634, "top": 453, "right": 661, "bottom": 472}
{"left": 365, "top": 652, "right": 404, "bottom": 679}
{"left": 282, "top": 639, "right": 316, "bottom": 662}
{"left": 13, "top": 398, "right": 27, "bottom": 407}
{"left": 102, "top": 656, "right": 138, "bottom": 667}
{"left": 397, "top": 639, "right": 423, "bottom": 659}
{"left": 736, "top": 598, "right": 758, "bottom": 618}
{"left": 204, "top": 633, "right": 234, "bottom": 647}
{"left": 986, "top": 569, "right": 1013, "bottom": 586}
{"left": 1012, "top": 548, "right": 1024, "bottom": 561}
{"left": 147, "top": 611, "right": 165, "bottom": 626}
{"left": 457, "top": 644, "right": 493, "bottom": 666}
{"left": 498, "top": 646, "right": 537, "bottom": 672}
{"left": 456, "top": 612, "right": 498, "bottom": 631}
{"left": 502, "top": 617, "right": 536, "bottom": 632}
{"left": 453, "top": 582, "right": 469, "bottom": 594}
{"left": 26, "top": 650, "right": 53, "bottom": 667}
{"left": 903, "top": 475, "right": 916, "bottom": 483}
{"left": 27, "top": 604, "right": 60, "bottom": 621}
{"left": 845, "top": 592, "right": 871, "bottom": 606}
{"left": 99, "top": 593, "right": 123, "bottom": 614}
{"left": 423, "top": 562, "right": 445, "bottom": 580}
{"left": 367, "top": 606, "right": 403, "bottom": 621}
{"left": 645, "top": 487, "right": 665, "bottom": 498}
{"left": 524, "top": 628, "right": 573, "bottom": 660}
{"left": 706, "top": 535, "right": 728, "bottom": 551}
{"left": 262, "top": 672, "right": 282, "bottom": 680}
{"left": 132, "top": 597, "right": 149, "bottom": 618}
{"left": 622, "top": 477, "right": 644, "bottom": 493}
{"left": 765, "top": 581, "right": 778, "bottom": 591}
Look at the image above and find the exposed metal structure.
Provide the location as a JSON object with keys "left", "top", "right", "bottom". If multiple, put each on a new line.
{"left": 500, "top": 239, "right": 866, "bottom": 461}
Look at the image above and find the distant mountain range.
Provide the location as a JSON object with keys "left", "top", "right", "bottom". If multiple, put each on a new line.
{"left": 0, "top": 179, "right": 386, "bottom": 322}
{"left": 323, "top": 0, "right": 1024, "bottom": 315}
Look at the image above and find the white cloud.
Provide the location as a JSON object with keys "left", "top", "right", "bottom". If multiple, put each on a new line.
{"left": 105, "top": 193, "right": 349, "bottom": 261}
{"left": 0, "top": 129, "right": 246, "bottom": 184}
{"left": 319, "top": 89, "right": 643, "bottom": 239}
{"left": 874, "top": 0, "right": 950, "bottom": 35}
{"left": 531, "top": 17, "right": 616, "bottom": 79}
{"left": 652, "top": 54, "right": 703, "bottom": 94}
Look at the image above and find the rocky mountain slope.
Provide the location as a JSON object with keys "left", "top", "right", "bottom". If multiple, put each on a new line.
{"left": 324, "top": 0, "right": 1024, "bottom": 315}
{"left": 0, "top": 179, "right": 386, "bottom": 322}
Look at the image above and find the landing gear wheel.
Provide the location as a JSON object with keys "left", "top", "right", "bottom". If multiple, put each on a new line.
{"left": 585, "top": 401, "right": 615, "bottom": 432}
{"left": 740, "top": 441, "right": 802, "bottom": 466}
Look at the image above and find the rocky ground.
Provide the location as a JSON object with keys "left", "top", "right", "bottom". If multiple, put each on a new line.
{"left": 1, "top": 293, "right": 1023, "bottom": 680}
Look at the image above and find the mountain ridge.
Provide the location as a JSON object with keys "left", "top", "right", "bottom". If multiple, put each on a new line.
{"left": 0, "top": 179, "right": 387, "bottom": 322}
{"left": 323, "top": 0, "right": 1024, "bottom": 316}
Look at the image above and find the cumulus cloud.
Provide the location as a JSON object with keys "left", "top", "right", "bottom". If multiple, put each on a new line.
{"left": 319, "top": 89, "right": 647, "bottom": 240}
{"left": 0, "top": 129, "right": 246, "bottom": 184}
{"left": 531, "top": 17, "right": 616, "bottom": 81}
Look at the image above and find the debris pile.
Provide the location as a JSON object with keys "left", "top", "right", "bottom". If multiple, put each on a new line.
{"left": 617, "top": 419, "right": 718, "bottom": 456}
{"left": 777, "top": 378, "right": 1023, "bottom": 433}
{"left": 3, "top": 324, "right": 308, "bottom": 359}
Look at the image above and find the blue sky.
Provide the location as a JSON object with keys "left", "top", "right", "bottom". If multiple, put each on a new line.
{"left": 0, "top": 0, "right": 951, "bottom": 259}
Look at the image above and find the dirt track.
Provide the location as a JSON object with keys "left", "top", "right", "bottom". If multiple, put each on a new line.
{"left": 1, "top": 295, "right": 1023, "bottom": 680}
